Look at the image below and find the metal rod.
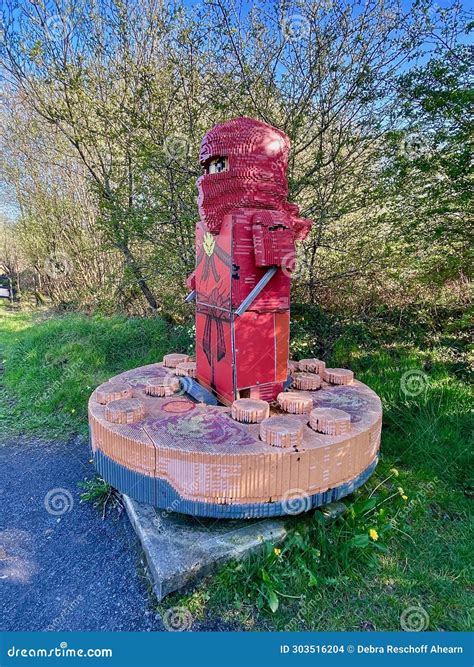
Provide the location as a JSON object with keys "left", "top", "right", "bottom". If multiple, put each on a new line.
{"left": 235, "top": 267, "right": 278, "bottom": 316}
{"left": 185, "top": 290, "right": 196, "bottom": 303}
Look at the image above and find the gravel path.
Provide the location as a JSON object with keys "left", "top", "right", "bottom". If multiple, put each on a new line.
{"left": 0, "top": 435, "right": 165, "bottom": 631}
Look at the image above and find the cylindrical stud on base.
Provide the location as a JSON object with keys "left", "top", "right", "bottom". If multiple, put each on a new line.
{"left": 288, "top": 360, "right": 299, "bottom": 374}
{"left": 96, "top": 382, "right": 132, "bottom": 405}
{"left": 323, "top": 368, "right": 354, "bottom": 385}
{"left": 292, "top": 372, "right": 322, "bottom": 391}
{"left": 298, "top": 358, "right": 326, "bottom": 374}
{"left": 231, "top": 398, "right": 270, "bottom": 423}
{"left": 260, "top": 416, "right": 304, "bottom": 448}
{"left": 105, "top": 398, "right": 145, "bottom": 424}
{"left": 162, "top": 353, "right": 190, "bottom": 368}
{"left": 145, "top": 376, "right": 180, "bottom": 397}
{"left": 174, "top": 361, "right": 197, "bottom": 378}
{"left": 309, "top": 407, "right": 351, "bottom": 435}
{"left": 277, "top": 391, "right": 313, "bottom": 414}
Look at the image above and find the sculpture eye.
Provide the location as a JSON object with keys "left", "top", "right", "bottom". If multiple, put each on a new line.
{"left": 204, "top": 156, "right": 228, "bottom": 174}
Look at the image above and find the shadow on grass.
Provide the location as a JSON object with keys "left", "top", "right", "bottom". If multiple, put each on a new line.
{"left": 160, "top": 302, "right": 472, "bottom": 632}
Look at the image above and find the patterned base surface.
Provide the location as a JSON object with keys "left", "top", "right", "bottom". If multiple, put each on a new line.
{"left": 95, "top": 450, "right": 378, "bottom": 519}
{"left": 88, "top": 363, "right": 382, "bottom": 518}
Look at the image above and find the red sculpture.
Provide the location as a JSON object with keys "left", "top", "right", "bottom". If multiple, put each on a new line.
{"left": 187, "top": 117, "right": 312, "bottom": 405}
{"left": 89, "top": 116, "right": 381, "bottom": 520}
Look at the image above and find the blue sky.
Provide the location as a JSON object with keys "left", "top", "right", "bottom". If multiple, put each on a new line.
{"left": 1, "top": 0, "right": 472, "bottom": 222}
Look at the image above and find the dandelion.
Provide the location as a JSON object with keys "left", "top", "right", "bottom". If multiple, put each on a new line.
{"left": 402, "top": 494, "right": 408, "bottom": 501}
{"left": 390, "top": 468, "right": 399, "bottom": 477}
{"left": 71, "top": 408, "right": 76, "bottom": 413}
{"left": 397, "top": 486, "right": 405, "bottom": 496}
{"left": 369, "top": 528, "right": 379, "bottom": 541}
{"left": 274, "top": 548, "right": 282, "bottom": 556}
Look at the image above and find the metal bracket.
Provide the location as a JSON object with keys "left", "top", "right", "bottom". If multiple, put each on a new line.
{"left": 234, "top": 267, "right": 277, "bottom": 316}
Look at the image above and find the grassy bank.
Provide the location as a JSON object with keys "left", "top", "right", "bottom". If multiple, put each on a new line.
{"left": 0, "top": 300, "right": 472, "bottom": 631}
{"left": 161, "top": 305, "right": 473, "bottom": 631}
{"left": 0, "top": 302, "right": 193, "bottom": 439}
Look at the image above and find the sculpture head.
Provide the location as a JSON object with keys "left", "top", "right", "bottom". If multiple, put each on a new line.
{"left": 196, "top": 117, "right": 310, "bottom": 239}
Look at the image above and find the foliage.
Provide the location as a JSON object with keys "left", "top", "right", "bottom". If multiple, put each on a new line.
{"left": 1, "top": 296, "right": 471, "bottom": 630}
{"left": 0, "top": 0, "right": 471, "bottom": 633}
{"left": 78, "top": 476, "right": 122, "bottom": 518}
{"left": 380, "top": 17, "right": 473, "bottom": 289}
{"left": 0, "top": 0, "right": 471, "bottom": 317}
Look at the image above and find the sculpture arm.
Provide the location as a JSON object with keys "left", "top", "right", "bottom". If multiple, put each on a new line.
{"left": 251, "top": 210, "right": 295, "bottom": 268}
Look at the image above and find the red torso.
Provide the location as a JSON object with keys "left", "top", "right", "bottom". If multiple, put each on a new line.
{"left": 194, "top": 209, "right": 291, "bottom": 404}
{"left": 191, "top": 116, "right": 312, "bottom": 404}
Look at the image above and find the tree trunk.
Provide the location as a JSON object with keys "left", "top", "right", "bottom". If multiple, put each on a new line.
{"left": 120, "top": 243, "right": 158, "bottom": 311}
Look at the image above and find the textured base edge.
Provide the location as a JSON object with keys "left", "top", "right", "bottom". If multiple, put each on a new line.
{"left": 94, "top": 449, "right": 379, "bottom": 519}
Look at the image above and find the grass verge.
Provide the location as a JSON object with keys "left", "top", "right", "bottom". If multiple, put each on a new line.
{"left": 0, "top": 302, "right": 192, "bottom": 439}
{"left": 0, "top": 300, "right": 472, "bottom": 630}
{"left": 159, "top": 304, "right": 473, "bottom": 631}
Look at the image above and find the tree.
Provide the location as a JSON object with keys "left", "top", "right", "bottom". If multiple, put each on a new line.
{"left": 382, "top": 5, "right": 472, "bottom": 291}
{"left": 0, "top": 0, "right": 469, "bottom": 316}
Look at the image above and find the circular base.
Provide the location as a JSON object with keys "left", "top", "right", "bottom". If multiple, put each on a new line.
{"left": 88, "top": 363, "right": 382, "bottom": 518}
{"left": 94, "top": 449, "right": 378, "bottom": 518}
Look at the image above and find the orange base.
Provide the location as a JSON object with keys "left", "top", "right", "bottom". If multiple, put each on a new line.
{"left": 88, "top": 363, "right": 382, "bottom": 513}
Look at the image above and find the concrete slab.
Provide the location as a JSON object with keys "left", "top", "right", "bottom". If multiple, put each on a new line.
{"left": 123, "top": 495, "right": 346, "bottom": 601}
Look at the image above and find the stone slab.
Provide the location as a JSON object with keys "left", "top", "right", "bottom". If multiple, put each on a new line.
{"left": 123, "top": 495, "right": 346, "bottom": 601}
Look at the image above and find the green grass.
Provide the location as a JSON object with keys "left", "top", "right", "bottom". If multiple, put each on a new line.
{"left": 0, "top": 300, "right": 472, "bottom": 631}
{"left": 0, "top": 301, "right": 193, "bottom": 439}
{"left": 78, "top": 476, "right": 123, "bottom": 519}
{"left": 158, "top": 304, "right": 473, "bottom": 632}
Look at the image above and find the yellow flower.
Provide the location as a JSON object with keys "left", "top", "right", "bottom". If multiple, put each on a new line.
{"left": 71, "top": 409, "right": 76, "bottom": 413}
{"left": 274, "top": 548, "right": 282, "bottom": 556}
{"left": 369, "top": 528, "right": 379, "bottom": 541}
{"left": 390, "top": 468, "right": 399, "bottom": 477}
{"left": 402, "top": 495, "right": 408, "bottom": 501}
{"left": 397, "top": 486, "right": 405, "bottom": 496}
